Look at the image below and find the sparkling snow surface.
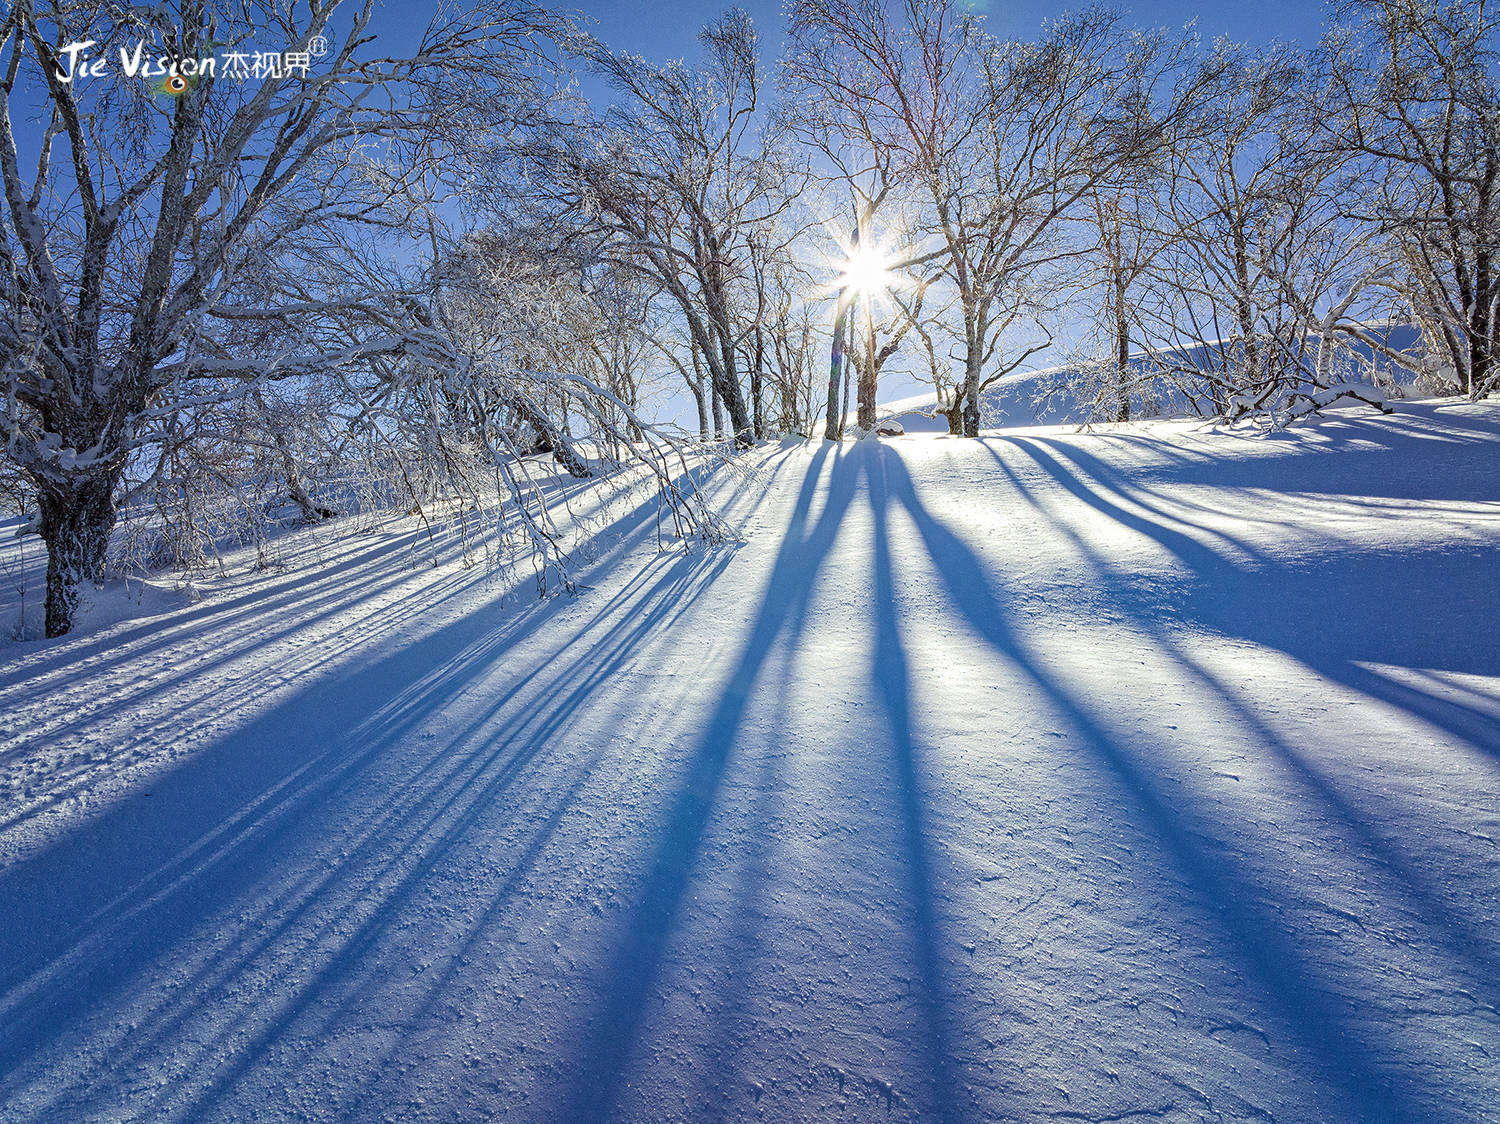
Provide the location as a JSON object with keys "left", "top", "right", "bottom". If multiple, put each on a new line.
{"left": 2, "top": 403, "right": 1499, "bottom": 1122}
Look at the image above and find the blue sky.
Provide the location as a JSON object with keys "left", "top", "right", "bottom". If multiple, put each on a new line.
{"left": 568, "top": 0, "right": 1333, "bottom": 60}
{"left": 363, "top": 1, "right": 1335, "bottom": 76}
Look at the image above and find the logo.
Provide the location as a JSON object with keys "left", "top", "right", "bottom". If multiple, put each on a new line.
{"left": 54, "top": 39, "right": 319, "bottom": 94}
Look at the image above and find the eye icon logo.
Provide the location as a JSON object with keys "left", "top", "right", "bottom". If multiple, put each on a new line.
{"left": 165, "top": 74, "right": 188, "bottom": 94}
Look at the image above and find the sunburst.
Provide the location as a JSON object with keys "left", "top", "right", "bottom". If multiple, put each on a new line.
{"left": 821, "top": 221, "right": 922, "bottom": 311}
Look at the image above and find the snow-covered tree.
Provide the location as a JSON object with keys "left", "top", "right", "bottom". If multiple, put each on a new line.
{"left": 785, "top": 2, "right": 1215, "bottom": 436}
{"left": 782, "top": 0, "right": 968, "bottom": 437}
{"left": 514, "top": 9, "right": 795, "bottom": 449}
{"left": 1328, "top": 0, "right": 1500, "bottom": 399}
{"left": 0, "top": 0, "right": 549, "bottom": 635}
{"left": 1129, "top": 41, "right": 1400, "bottom": 423}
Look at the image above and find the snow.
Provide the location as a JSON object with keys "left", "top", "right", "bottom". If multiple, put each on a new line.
{"left": 876, "top": 365, "right": 1088, "bottom": 432}
{"left": 2, "top": 401, "right": 1499, "bottom": 1122}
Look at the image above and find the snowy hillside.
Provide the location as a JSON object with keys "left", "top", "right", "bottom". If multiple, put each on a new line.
{"left": 2, "top": 402, "right": 1499, "bottom": 1122}
{"left": 877, "top": 325, "right": 1428, "bottom": 433}
{"left": 877, "top": 366, "right": 1082, "bottom": 431}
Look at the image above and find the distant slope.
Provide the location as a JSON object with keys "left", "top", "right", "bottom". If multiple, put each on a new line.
{"left": 878, "top": 325, "right": 1428, "bottom": 430}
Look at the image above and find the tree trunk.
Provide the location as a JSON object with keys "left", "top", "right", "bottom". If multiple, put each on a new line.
{"left": 941, "top": 397, "right": 963, "bottom": 435}
{"left": 1115, "top": 280, "right": 1131, "bottom": 423}
{"left": 961, "top": 349, "right": 983, "bottom": 437}
{"left": 39, "top": 468, "right": 118, "bottom": 638}
{"left": 962, "top": 386, "right": 981, "bottom": 437}
{"left": 751, "top": 325, "right": 765, "bottom": 440}
{"left": 840, "top": 357, "right": 852, "bottom": 434}
{"left": 780, "top": 362, "right": 798, "bottom": 437}
{"left": 701, "top": 249, "right": 755, "bottom": 448}
{"left": 691, "top": 381, "right": 709, "bottom": 441}
{"left": 1471, "top": 338, "right": 1493, "bottom": 399}
{"left": 751, "top": 264, "right": 767, "bottom": 439}
{"left": 288, "top": 476, "right": 337, "bottom": 523}
{"left": 711, "top": 359, "right": 754, "bottom": 447}
{"left": 687, "top": 346, "right": 711, "bottom": 440}
{"left": 509, "top": 394, "right": 592, "bottom": 479}
{"left": 824, "top": 291, "right": 851, "bottom": 441}
{"left": 857, "top": 308, "right": 878, "bottom": 432}
{"left": 1472, "top": 208, "right": 1493, "bottom": 399}
{"left": 711, "top": 379, "right": 724, "bottom": 441}
{"left": 1232, "top": 229, "right": 1259, "bottom": 394}
{"left": 622, "top": 367, "right": 644, "bottom": 442}
{"left": 957, "top": 306, "right": 988, "bottom": 438}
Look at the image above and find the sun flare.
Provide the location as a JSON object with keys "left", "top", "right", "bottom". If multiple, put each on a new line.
{"left": 836, "top": 242, "right": 895, "bottom": 299}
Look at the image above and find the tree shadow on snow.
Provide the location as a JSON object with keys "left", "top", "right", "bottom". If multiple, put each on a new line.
{"left": 1103, "top": 403, "right": 1500, "bottom": 503}
{"left": 562, "top": 441, "right": 985, "bottom": 1123}
{"left": 557, "top": 441, "right": 871, "bottom": 1121}
{"left": 0, "top": 470, "right": 752, "bottom": 1122}
{"left": 560, "top": 429, "right": 1500, "bottom": 1122}
{"left": 6, "top": 429, "right": 1496, "bottom": 1123}
{"left": 1000, "top": 434, "right": 1500, "bottom": 756}
{"left": 990, "top": 437, "right": 1500, "bottom": 986}
{"left": 877, "top": 444, "right": 1473, "bottom": 1123}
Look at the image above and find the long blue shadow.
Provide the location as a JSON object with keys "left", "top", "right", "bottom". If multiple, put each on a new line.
{"left": 160, "top": 553, "right": 731, "bottom": 1124}
{"left": 866, "top": 449, "right": 966, "bottom": 1123}
{"left": 1093, "top": 404, "right": 1500, "bottom": 502}
{"left": 877, "top": 444, "right": 1437, "bottom": 1123}
{"left": 0, "top": 523, "right": 734, "bottom": 1118}
{"left": 559, "top": 443, "right": 861, "bottom": 1121}
{"left": 986, "top": 439, "right": 1500, "bottom": 1001}
{"left": 1003, "top": 435, "right": 1500, "bottom": 751}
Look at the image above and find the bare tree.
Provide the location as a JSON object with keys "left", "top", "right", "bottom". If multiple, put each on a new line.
{"left": 768, "top": 299, "right": 822, "bottom": 435}
{"left": 283, "top": 220, "right": 730, "bottom": 588}
{"left": 0, "top": 0, "right": 549, "bottom": 635}
{"left": 1081, "top": 147, "right": 1179, "bottom": 421}
{"left": 786, "top": 2, "right": 1213, "bottom": 436}
{"left": 517, "top": 9, "right": 793, "bottom": 449}
{"left": 1131, "top": 41, "right": 1398, "bottom": 423}
{"left": 738, "top": 221, "right": 824, "bottom": 436}
{"left": 939, "top": 10, "right": 1222, "bottom": 435}
{"left": 1136, "top": 45, "right": 1309, "bottom": 414}
{"left": 1328, "top": 0, "right": 1500, "bottom": 398}
{"left": 783, "top": 0, "right": 962, "bottom": 437}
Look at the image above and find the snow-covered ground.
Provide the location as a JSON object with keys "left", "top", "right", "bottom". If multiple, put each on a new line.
{"left": 2, "top": 401, "right": 1499, "bottom": 1123}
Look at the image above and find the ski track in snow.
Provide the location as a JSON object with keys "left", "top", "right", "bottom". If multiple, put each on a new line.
{"left": 1, "top": 402, "right": 1499, "bottom": 1123}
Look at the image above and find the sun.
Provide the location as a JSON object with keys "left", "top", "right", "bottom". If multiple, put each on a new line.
{"left": 837, "top": 242, "right": 895, "bottom": 299}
